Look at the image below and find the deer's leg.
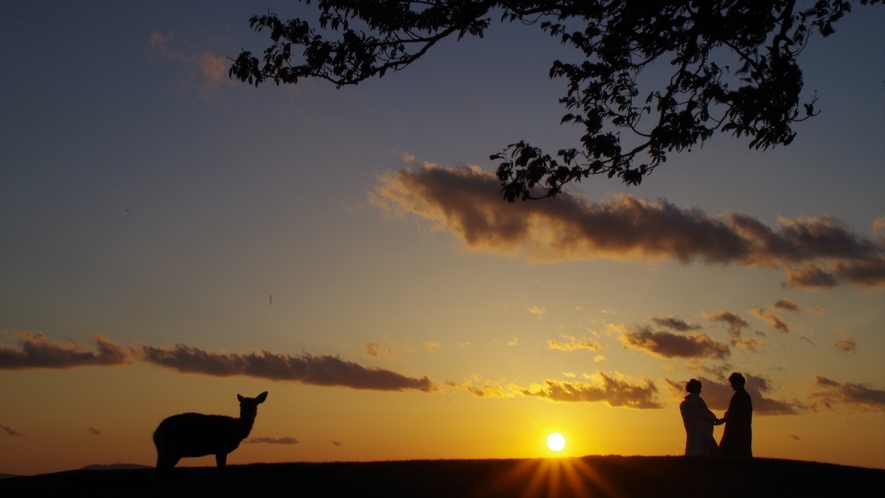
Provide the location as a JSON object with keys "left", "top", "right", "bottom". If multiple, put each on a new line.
{"left": 156, "top": 453, "right": 180, "bottom": 474}
{"left": 153, "top": 453, "right": 180, "bottom": 496}
{"left": 216, "top": 453, "right": 228, "bottom": 496}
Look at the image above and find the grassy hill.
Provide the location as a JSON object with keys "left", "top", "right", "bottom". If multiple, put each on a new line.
{"left": 1, "top": 455, "right": 882, "bottom": 497}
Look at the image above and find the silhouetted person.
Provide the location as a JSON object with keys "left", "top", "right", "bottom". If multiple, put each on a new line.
{"left": 719, "top": 372, "right": 753, "bottom": 457}
{"left": 679, "top": 379, "right": 723, "bottom": 456}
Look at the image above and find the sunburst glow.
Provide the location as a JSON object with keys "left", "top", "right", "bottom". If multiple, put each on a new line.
{"left": 547, "top": 432, "right": 566, "bottom": 452}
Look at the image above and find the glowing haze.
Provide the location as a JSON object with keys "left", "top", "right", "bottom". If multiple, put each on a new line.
{"left": 1, "top": 1, "right": 883, "bottom": 476}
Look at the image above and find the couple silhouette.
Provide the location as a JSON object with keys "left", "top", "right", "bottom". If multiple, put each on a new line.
{"left": 679, "top": 372, "right": 753, "bottom": 457}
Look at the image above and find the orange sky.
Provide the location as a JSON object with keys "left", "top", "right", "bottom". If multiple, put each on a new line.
{"left": 1, "top": 1, "right": 883, "bottom": 476}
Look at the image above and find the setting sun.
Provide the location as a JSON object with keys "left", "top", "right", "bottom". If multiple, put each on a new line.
{"left": 546, "top": 433, "right": 566, "bottom": 452}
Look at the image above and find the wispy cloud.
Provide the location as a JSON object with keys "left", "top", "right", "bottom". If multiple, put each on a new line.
{"left": 422, "top": 341, "right": 440, "bottom": 352}
{"left": 650, "top": 316, "right": 701, "bottom": 332}
{"left": 0, "top": 332, "right": 133, "bottom": 370}
{"left": 618, "top": 325, "right": 730, "bottom": 360}
{"left": 506, "top": 337, "right": 519, "bottom": 346}
{"left": 748, "top": 307, "right": 790, "bottom": 333}
{"left": 526, "top": 305, "right": 546, "bottom": 319}
{"left": 547, "top": 334, "right": 602, "bottom": 352}
{"left": 88, "top": 427, "right": 103, "bottom": 436}
{"left": 445, "top": 378, "right": 514, "bottom": 398}
{"left": 833, "top": 331, "right": 858, "bottom": 353}
{"left": 512, "top": 372, "right": 663, "bottom": 409}
{"left": 771, "top": 298, "right": 800, "bottom": 312}
{"left": 372, "top": 163, "right": 885, "bottom": 289}
{"left": 1, "top": 333, "right": 439, "bottom": 394}
{"left": 730, "top": 336, "right": 767, "bottom": 352}
{"left": 1, "top": 423, "right": 25, "bottom": 436}
{"left": 366, "top": 342, "right": 381, "bottom": 358}
{"left": 330, "top": 440, "right": 343, "bottom": 446}
{"left": 701, "top": 311, "right": 764, "bottom": 350}
{"left": 246, "top": 436, "right": 299, "bottom": 444}
{"left": 139, "top": 343, "right": 435, "bottom": 392}
{"left": 702, "top": 311, "right": 748, "bottom": 337}
{"left": 147, "top": 30, "right": 231, "bottom": 97}
{"left": 809, "top": 376, "right": 885, "bottom": 412}
{"left": 447, "top": 372, "right": 661, "bottom": 408}
{"left": 783, "top": 262, "right": 839, "bottom": 289}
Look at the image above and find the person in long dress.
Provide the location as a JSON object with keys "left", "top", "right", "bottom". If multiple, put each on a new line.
{"left": 719, "top": 372, "right": 753, "bottom": 457}
{"left": 679, "top": 379, "right": 723, "bottom": 456}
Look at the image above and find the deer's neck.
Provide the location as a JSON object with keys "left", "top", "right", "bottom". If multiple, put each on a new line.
{"left": 236, "top": 415, "right": 257, "bottom": 439}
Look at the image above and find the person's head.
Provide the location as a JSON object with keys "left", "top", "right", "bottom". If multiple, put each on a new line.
{"left": 728, "top": 372, "right": 746, "bottom": 390}
{"left": 686, "top": 379, "right": 702, "bottom": 394}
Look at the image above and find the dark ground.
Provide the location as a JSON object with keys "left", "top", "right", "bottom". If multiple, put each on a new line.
{"left": 1, "top": 455, "right": 882, "bottom": 497}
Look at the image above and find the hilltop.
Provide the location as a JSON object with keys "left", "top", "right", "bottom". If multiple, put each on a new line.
{"left": 1, "top": 455, "right": 882, "bottom": 497}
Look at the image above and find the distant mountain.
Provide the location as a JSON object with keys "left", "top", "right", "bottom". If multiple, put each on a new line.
{"left": 79, "top": 464, "right": 152, "bottom": 471}
{"left": 0, "top": 473, "right": 21, "bottom": 480}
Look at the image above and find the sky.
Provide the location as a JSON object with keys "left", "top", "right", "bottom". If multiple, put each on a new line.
{"left": 1, "top": 0, "right": 883, "bottom": 476}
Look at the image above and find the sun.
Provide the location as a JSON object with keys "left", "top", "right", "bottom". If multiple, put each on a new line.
{"left": 546, "top": 432, "right": 566, "bottom": 452}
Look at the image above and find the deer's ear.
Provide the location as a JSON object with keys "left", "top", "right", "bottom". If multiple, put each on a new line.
{"left": 256, "top": 392, "right": 268, "bottom": 404}
{"left": 237, "top": 394, "right": 245, "bottom": 402}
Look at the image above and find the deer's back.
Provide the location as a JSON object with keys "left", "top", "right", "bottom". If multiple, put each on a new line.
{"left": 153, "top": 413, "right": 247, "bottom": 457}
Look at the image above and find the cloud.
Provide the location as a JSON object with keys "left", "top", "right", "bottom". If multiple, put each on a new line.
{"left": 506, "top": 337, "right": 519, "bottom": 346}
{"left": 512, "top": 372, "right": 663, "bottom": 409}
{"left": 371, "top": 164, "right": 885, "bottom": 289}
{"left": 422, "top": 341, "right": 440, "bottom": 352}
{"left": 88, "top": 427, "right": 103, "bottom": 436}
{"left": 1, "top": 423, "right": 24, "bottom": 436}
{"left": 832, "top": 331, "right": 858, "bottom": 353}
{"left": 526, "top": 305, "right": 546, "bottom": 318}
{"left": 771, "top": 299, "right": 800, "bottom": 312}
{"left": 784, "top": 262, "right": 838, "bottom": 289}
{"left": 664, "top": 374, "right": 804, "bottom": 415}
{"left": 874, "top": 217, "right": 885, "bottom": 235}
{"left": 447, "top": 372, "right": 662, "bottom": 408}
{"left": 445, "top": 378, "right": 514, "bottom": 398}
{"left": 619, "top": 325, "right": 730, "bottom": 360}
{"left": 147, "top": 30, "right": 230, "bottom": 96}
{"left": 0, "top": 333, "right": 436, "bottom": 393}
{"left": 197, "top": 52, "right": 227, "bottom": 89}
{"left": 547, "top": 334, "right": 602, "bottom": 352}
{"left": 684, "top": 362, "right": 735, "bottom": 379}
{"left": 730, "top": 337, "right": 766, "bottom": 352}
{"left": 138, "top": 343, "right": 434, "bottom": 392}
{"left": 365, "top": 342, "right": 380, "bottom": 358}
{"left": 789, "top": 435, "right": 801, "bottom": 441}
{"left": 650, "top": 316, "right": 701, "bottom": 332}
{"left": 456, "top": 342, "right": 470, "bottom": 349}
{"left": 702, "top": 311, "right": 748, "bottom": 338}
{"left": 809, "top": 376, "right": 885, "bottom": 412}
{"left": 246, "top": 436, "right": 299, "bottom": 444}
{"left": 748, "top": 308, "right": 790, "bottom": 333}
{"left": 0, "top": 332, "right": 133, "bottom": 370}
{"left": 331, "top": 440, "right": 343, "bottom": 446}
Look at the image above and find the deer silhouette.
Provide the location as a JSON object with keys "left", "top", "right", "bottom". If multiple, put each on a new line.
{"left": 153, "top": 391, "right": 268, "bottom": 483}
